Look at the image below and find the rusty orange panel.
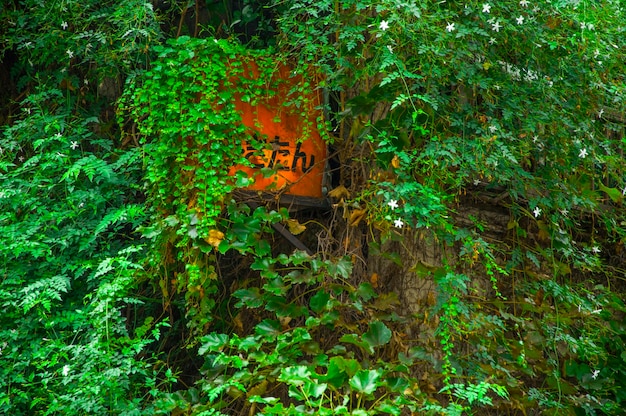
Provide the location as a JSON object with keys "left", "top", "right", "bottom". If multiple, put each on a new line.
{"left": 227, "top": 62, "right": 326, "bottom": 199}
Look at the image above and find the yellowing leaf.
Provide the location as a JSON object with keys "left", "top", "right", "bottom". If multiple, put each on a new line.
{"left": 205, "top": 229, "right": 224, "bottom": 248}
{"left": 391, "top": 155, "right": 400, "bottom": 169}
{"left": 370, "top": 272, "right": 379, "bottom": 288}
{"left": 328, "top": 185, "right": 350, "bottom": 200}
{"left": 286, "top": 219, "right": 306, "bottom": 235}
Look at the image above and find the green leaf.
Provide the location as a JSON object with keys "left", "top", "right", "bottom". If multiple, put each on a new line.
{"left": 310, "top": 290, "right": 330, "bottom": 313}
{"left": 232, "top": 288, "right": 264, "bottom": 308}
{"left": 349, "top": 369, "right": 381, "bottom": 395}
{"left": 598, "top": 182, "right": 623, "bottom": 203}
{"left": 199, "top": 333, "right": 229, "bottom": 354}
{"left": 254, "top": 319, "right": 281, "bottom": 337}
{"left": 339, "top": 333, "right": 372, "bottom": 353}
{"left": 362, "top": 321, "right": 392, "bottom": 348}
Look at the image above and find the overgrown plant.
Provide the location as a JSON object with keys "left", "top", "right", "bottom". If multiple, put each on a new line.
{"left": 0, "top": 0, "right": 172, "bottom": 413}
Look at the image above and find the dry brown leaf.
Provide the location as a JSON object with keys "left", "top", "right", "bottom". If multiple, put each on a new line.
{"left": 348, "top": 208, "right": 366, "bottom": 227}
{"left": 328, "top": 184, "right": 350, "bottom": 200}
{"left": 286, "top": 219, "right": 306, "bottom": 235}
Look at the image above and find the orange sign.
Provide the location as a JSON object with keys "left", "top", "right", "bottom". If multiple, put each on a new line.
{"left": 228, "top": 63, "right": 327, "bottom": 199}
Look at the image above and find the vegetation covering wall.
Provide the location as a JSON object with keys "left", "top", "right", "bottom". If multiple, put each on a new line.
{"left": 1, "top": 0, "right": 625, "bottom": 415}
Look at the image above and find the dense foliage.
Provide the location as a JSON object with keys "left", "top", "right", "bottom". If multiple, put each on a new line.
{"left": 1, "top": 0, "right": 625, "bottom": 415}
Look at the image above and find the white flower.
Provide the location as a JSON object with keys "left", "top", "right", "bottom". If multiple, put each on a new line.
{"left": 488, "top": 125, "right": 497, "bottom": 133}
{"left": 533, "top": 206, "right": 541, "bottom": 218}
{"left": 388, "top": 199, "right": 399, "bottom": 210}
{"left": 579, "top": 148, "right": 588, "bottom": 158}
{"left": 379, "top": 20, "right": 389, "bottom": 31}
{"left": 560, "top": 209, "right": 569, "bottom": 216}
{"left": 18, "top": 156, "right": 25, "bottom": 162}
{"left": 394, "top": 218, "right": 404, "bottom": 228}
{"left": 386, "top": 45, "right": 393, "bottom": 53}
{"left": 66, "top": 49, "right": 74, "bottom": 59}
{"left": 61, "top": 21, "right": 68, "bottom": 30}
{"left": 591, "top": 246, "right": 600, "bottom": 254}
{"left": 78, "top": 202, "right": 85, "bottom": 208}
{"left": 70, "top": 141, "right": 79, "bottom": 150}
{"left": 446, "top": 22, "right": 456, "bottom": 32}
{"left": 598, "top": 108, "right": 604, "bottom": 118}
{"left": 622, "top": 186, "right": 626, "bottom": 196}
{"left": 591, "top": 369, "right": 600, "bottom": 379}
{"left": 516, "top": 15, "right": 525, "bottom": 25}
{"left": 473, "top": 179, "right": 481, "bottom": 186}
{"left": 489, "top": 37, "right": 496, "bottom": 45}
{"left": 482, "top": 3, "right": 491, "bottom": 13}
{"left": 62, "top": 365, "right": 70, "bottom": 377}
{"left": 533, "top": 135, "right": 539, "bottom": 143}
{"left": 55, "top": 132, "right": 63, "bottom": 139}
{"left": 520, "top": 0, "right": 529, "bottom": 6}
{"left": 491, "top": 21, "right": 502, "bottom": 32}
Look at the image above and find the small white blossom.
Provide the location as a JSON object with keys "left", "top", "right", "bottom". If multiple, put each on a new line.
{"left": 533, "top": 206, "right": 541, "bottom": 218}
{"left": 66, "top": 49, "right": 74, "bottom": 59}
{"left": 55, "top": 132, "right": 63, "bottom": 139}
{"left": 482, "top": 3, "right": 491, "bottom": 13}
{"left": 533, "top": 135, "right": 539, "bottom": 143}
{"left": 489, "top": 37, "right": 496, "bottom": 45}
{"left": 379, "top": 20, "right": 389, "bottom": 31}
{"left": 516, "top": 15, "right": 525, "bottom": 25}
{"left": 394, "top": 218, "right": 404, "bottom": 228}
{"left": 473, "top": 179, "right": 481, "bottom": 186}
{"left": 62, "top": 365, "right": 70, "bottom": 377}
{"left": 446, "top": 22, "right": 456, "bottom": 32}
{"left": 488, "top": 125, "right": 497, "bottom": 133}
{"left": 560, "top": 209, "right": 569, "bottom": 216}
{"left": 622, "top": 186, "right": 626, "bottom": 196}
{"left": 579, "top": 148, "right": 588, "bottom": 158}
{"left": 591, "top": 246, "right": 600, "bottom": 254}
{"left": 61, "top": 21, "right": 68, "bottom": 30}
{"left": 70, "top": 141, "right": 79, "bottom": 150}
{"left": 78, "top": 202, "right": 85, "bottom": 208}
{"left": 18, "top": 156, "right": 24, "bottom": 162}
{"left": 491, "top": 21, "right": 502, "bottom": 32}
{"left": 598, "top": 108, "right": 604, "bottom": 118}
{"left": 388, "top": 199, "right": 399, "bottom": 210}
{"left": 520, "top": 0, "right": 529, "bottom": 6}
